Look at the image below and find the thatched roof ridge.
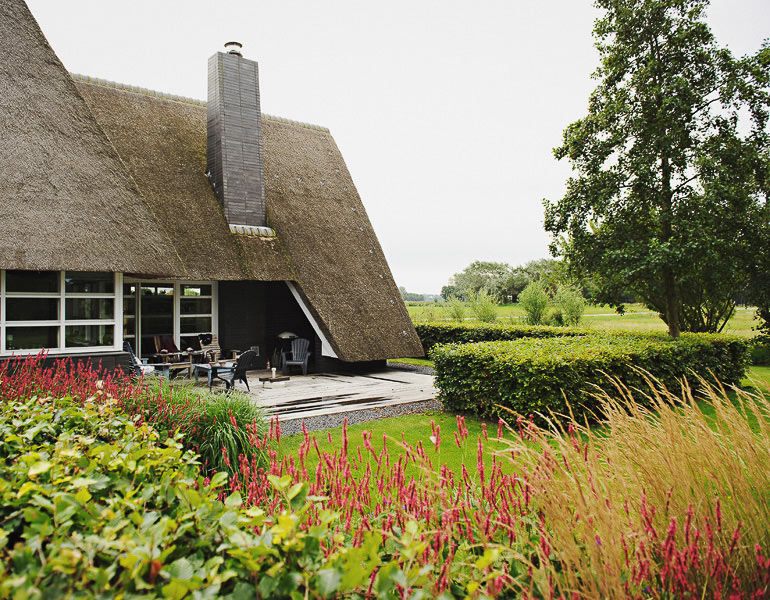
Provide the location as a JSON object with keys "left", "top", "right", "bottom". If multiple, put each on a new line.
{"left": 74, "top": 78, "right": 422, "bottom": 360}
{"left": 0, "top": 0, "right": 185, "bottom": 276}
{"left": 69, "top": 73, "right": 331, "bottom": 132}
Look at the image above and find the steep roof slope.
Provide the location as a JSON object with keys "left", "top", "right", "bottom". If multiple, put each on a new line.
{"left": 74, "top": 79, "right": 422, "bottom": 361}
{"left": 0, "top": 0, "right": 183, "bottom": 275}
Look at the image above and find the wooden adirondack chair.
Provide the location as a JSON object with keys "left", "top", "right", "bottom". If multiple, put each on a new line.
{"left": 281, "top": 337, "right": 311, "bottom": 375}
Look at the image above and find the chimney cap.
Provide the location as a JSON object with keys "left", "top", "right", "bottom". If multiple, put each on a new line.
{"left": 224, "top": 41, "right": 243, "bottom": 56}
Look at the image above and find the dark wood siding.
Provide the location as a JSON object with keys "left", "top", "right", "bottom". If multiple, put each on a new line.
{"left": 218, "top": 281, "right": 319, "bottom": 371}
{"left": 0, "top": 351, "right": 133, "bottom": 376}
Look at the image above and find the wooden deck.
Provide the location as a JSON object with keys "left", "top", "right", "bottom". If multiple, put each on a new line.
{"left": 245, "top": 369, "right": 438, "bottom": 422}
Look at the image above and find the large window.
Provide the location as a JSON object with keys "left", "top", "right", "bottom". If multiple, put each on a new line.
{"left": 122, "top": 280, "right": 217, "bottom": 358}
{"left": 1, "top": 270, "right": 120, "bottom": 354}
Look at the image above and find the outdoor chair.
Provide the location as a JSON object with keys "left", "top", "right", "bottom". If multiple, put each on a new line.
{"left": 198, "top": 333, "right": 237, "bottom": 363}
{"left": 153, "top": 334, "right": 180, "bottom": 354}
{"left": 123, "top": 341, "right": 169, "bottom": 378}
{"left": 213, "top": 350, "right": 258, "bottom": 393}
{"left": 281, "top": 337, "right": 311, "bottom": 376}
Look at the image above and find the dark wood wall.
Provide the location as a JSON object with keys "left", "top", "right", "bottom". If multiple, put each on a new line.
{"left": 218, "top": 281, "right": 317, "bottom": 371}
{"left": 0, "top": 351, "right": 133, "bottom": 376}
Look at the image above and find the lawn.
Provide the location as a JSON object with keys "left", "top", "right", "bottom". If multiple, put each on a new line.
{"left": 406, "top": 301, "right": 760, "bottom": 337}
{"left": 277, "top": 366, "right": 770, "bottom": 481}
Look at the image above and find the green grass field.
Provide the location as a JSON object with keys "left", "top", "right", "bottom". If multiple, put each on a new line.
{"left": 406, "top": 301, "right": 760, "bottom": 337}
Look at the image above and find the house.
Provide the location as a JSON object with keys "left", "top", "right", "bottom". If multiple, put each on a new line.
{"left": 0, "top": 0, "right": 423, "bottom": 373}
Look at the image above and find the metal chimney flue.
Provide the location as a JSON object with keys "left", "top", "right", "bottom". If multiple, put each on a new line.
{"left": 224, "top": 41, "right": 242, "bottom": 56}
{"left": 206, "top": 41, "right": 266, "bottom": 228}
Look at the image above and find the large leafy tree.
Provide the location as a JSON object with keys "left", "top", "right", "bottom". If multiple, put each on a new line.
{"left": 544, "top": 0, "right": 770, "bottom": 337}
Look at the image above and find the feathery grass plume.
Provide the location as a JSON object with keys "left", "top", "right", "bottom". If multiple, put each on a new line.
{"left": 504, "top": 373, "right": 770, "bottom": 598}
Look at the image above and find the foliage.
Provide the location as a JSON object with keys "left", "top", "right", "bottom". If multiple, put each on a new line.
{"left": 3, "top": 362, "right": 770, "bottom": 597}
{"left": 414, "top": 320, "right": 584, "bottom": 354}
{"left": 518, "top": 280, "right": 550, "bottom": 325}
{"left": 0, "top": 396, "right": 388, "bottom": 599}
{"left": 0, "top": 354, "right": 266, "bottom": 475}
{"left": 440, "top": 284, "right": 459, "bottom": 301}
{"left": 553, "top": 282, "right": 586, "bottom": 326}
{"left": 751, "top": 338, "right": 770, "bottom": 366}
{"left": 398, "top": 285, "right": 425, "bottom": 302}
{"left": 444, "top": 295, "right": 467, "bottom": 322}
{"left": 544, "top": 0, "right": 770, "bottom": 337}
{"left": 447, "top": 258, "right": 572, "bottom": 304}
{"left": 468, "top": 289, "right": 498, "bottom": 323}
{"left": 430, "top": 332, "right": 749, "bottom": 420}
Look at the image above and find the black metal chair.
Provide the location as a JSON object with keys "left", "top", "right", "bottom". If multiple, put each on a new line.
{"left": 214, "top": 350, "right": 257, "bottom": 393}
{"left": 281, "top": 338, "right": 311, "bottom": 375}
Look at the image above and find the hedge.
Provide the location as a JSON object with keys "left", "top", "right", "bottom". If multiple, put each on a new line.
{"left": 414, "top": 321, "right": 586, "bottom": 354}
{"left": 430, "top": 332, "right": 750, "bottom": 421}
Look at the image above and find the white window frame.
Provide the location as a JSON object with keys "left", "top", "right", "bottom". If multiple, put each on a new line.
{"left": 0, "top": 270, "right": 123, "bottom": 356}
{"left": 122, "top": 279, "right": 218, "bottom": 357}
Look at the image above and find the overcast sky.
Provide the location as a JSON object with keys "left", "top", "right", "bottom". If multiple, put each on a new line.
{"left": 26, "top": 0, "right": 770, "bottom": 294}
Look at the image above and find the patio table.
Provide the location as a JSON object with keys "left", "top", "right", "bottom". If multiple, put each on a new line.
{"left": 193, "top": 361, "right": 236, "bottom": 390}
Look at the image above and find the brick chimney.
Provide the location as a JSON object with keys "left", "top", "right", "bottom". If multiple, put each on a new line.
{"left": 206, "top": 42, "right": 267, "bottom": 228}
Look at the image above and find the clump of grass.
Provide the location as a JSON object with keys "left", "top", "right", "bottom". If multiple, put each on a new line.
{"left": 130, "top": 378, "right": 267, "bottom": 475}
{"left": 513, "top": 374, "right": 770, "bottom": 597}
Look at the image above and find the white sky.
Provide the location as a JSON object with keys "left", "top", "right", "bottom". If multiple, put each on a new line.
{"left": 25, "top": 0, "right": 770, "bottom": 294}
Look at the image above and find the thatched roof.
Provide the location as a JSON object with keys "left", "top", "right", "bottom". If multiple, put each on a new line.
{"left": 0, "top": 0, "right": 183, "bottom": 276}
{"left": 73, "top": 78, "right": 422, "bottom": 360}
{"left": 1, "top": 0, "right": 422, "bottom": 361}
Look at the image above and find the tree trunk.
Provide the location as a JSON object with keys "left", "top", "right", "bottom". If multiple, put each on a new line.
{"left": 660, "top": 154, "right": 680, "bottom": 338}
{"left": 664, "top": 269, "right": 681, "bottom": 338}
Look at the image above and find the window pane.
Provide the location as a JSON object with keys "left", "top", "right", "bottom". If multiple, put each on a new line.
{"left": 65, "top": 325, "right": 113, "bottom": 348}
{"left": 180, "top": 317, "right": 212, "bottom": 334}
{"left": 180, "top": 298, "right": 212, "bottom": 315}
{"left": 5, "top": 270, "right": 59, "bottom": 293}
{"left": 6, "top": 326, "right": 59, "bottom": 350}
{"left": 123, "top": 283, "right": 137, "bottom": 296}
{"left": 141, "top": 284, "right": 173, "bottom": 296}
{"left": 124, "top": 316, "right": 136, "bottom": 336}
{"left": 65, "top": 272, "right": 114, "bottom": 294}
{"left": 181, "top": 284, "right": 212, "bottom": 297}
{"left": 6, "top": 298, "right": 59, "bottom": 321}
{"left": 66, "top": 298, "right": 114, "bottom": 320}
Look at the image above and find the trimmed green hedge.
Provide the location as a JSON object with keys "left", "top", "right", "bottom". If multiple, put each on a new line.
{"left": 414, "top": 321, "right": 586, "bottom": 354}
{"left": 431, "top": 333, "right": 750, "bottom": 421}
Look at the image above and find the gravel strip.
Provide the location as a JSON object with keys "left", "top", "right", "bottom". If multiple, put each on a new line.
{"left": 386, "top": 361, "right": 435, "bottom": 375}
{"left": 277, "top": 398, "right": 443, "bottom": 436}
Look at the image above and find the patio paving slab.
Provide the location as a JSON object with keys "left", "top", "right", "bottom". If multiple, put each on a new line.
{"left": 244, "top": 369, "right": 440, "bottom": 434}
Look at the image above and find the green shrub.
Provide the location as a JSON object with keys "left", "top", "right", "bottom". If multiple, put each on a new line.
{"left": 445, "top": 295, "right": 467, "bottom": 322}
{"left": 414, "top": 321, "right": 586, "bottom": 354}
{"left": 544, "top": 307, "right": 564, "bottom": 326}
{"left": 430, "top": 332, "right": 750, "bottom": 421}
{"left": 554, "top": 283, "right": 586, "bottom": 326}
{"left": 469, "top": 289, "right": 498, "bottom": 323}
{"left": 0, "top": 395, "right": 387, "bottom": 598}
{"left": 519, "top": 280, "right": 550, "bottom": 325}
{"left": 750, "top": 338, "right": 770, "bottom": 365}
